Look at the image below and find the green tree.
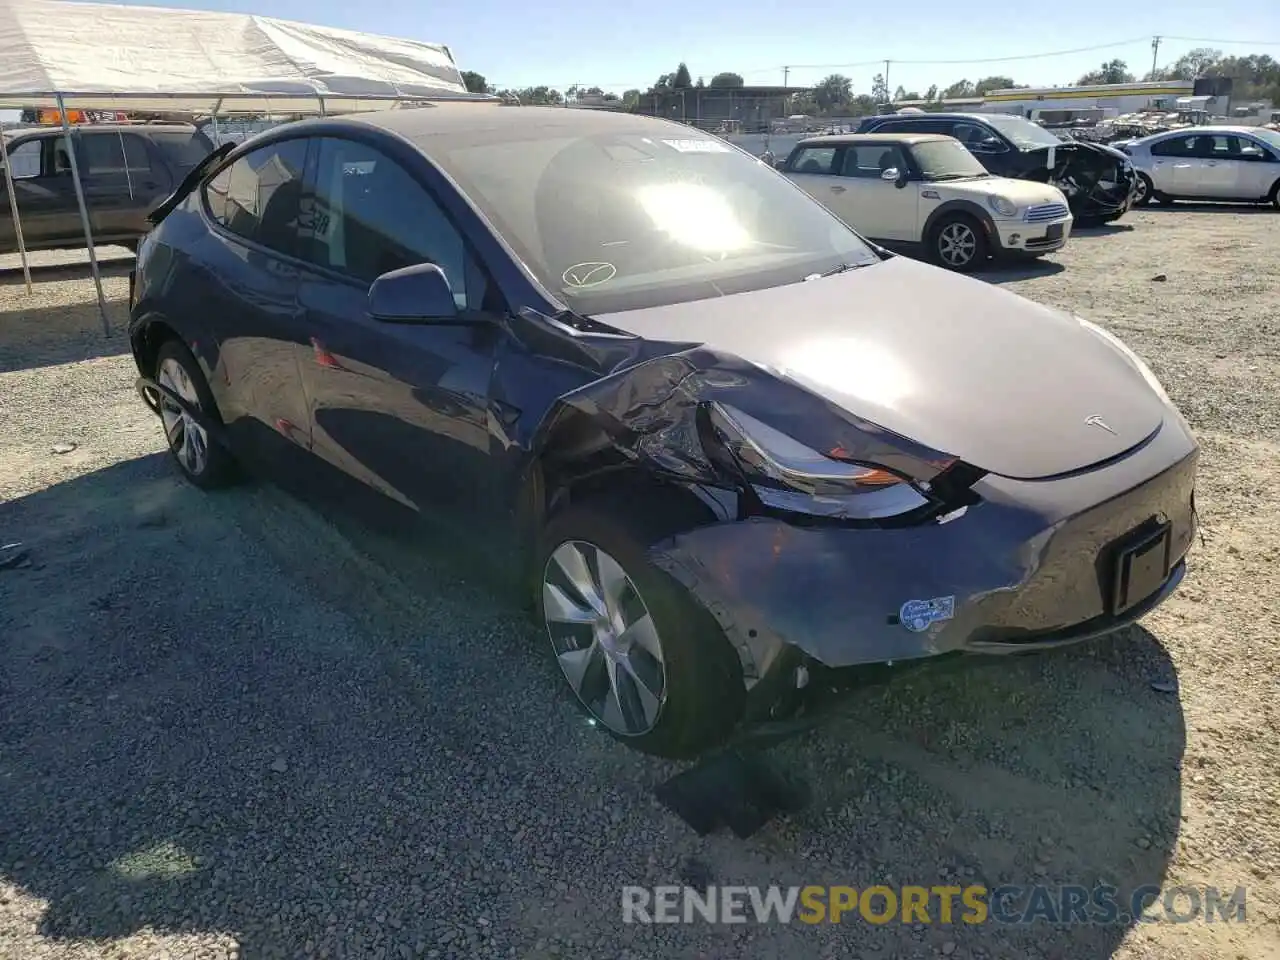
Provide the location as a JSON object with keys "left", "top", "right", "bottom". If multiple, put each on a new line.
{"left": 622, "top": 89, "right": 642, "bottom": 107}
{"left": 673, "top": 63, "right": 693, "bottom": 89}
{"left": 974, "top": 75, "right": 1015, "bottom": 95}
{"left": 709, "top": 72, "right": 745, "bottom": 88}
{"left": 460, "top": 71, "right": 490, "bottom": 94}
{"left": 923, "top": 84, "right": 938, "bottom": 101}
{"left": 871, "top": 73, "right": 890, "bottom": 102}
{"left": 1077, "top": 59, "right": 1134, "bottom": 85}
{"left": 1150, "top": 47, "right": 1221, "bottom": 80}
{"left": 941, "top": 79, "right": 975, "bottom": 98}
{"left": 814, "top": 74, "right": 853, "bottom": 113}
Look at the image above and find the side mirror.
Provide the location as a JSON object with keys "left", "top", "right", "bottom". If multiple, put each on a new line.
{"left": 880, "top": 167, "right": 900, "bottom": 181}
{"left": 971, "top": 137, "right": 1004, "bottom": 154}
{"left": 368, "top": 262, "right": 459, "bottom": 323}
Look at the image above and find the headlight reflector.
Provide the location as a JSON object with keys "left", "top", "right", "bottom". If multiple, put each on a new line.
{"left": 706, "top": 403, "right": 932, "bottom": 520}
{"left": 988, "top": 195, "right": 1018, "bottom": 217}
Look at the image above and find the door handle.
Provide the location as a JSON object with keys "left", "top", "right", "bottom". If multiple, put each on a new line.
{"left": 830, "top": 185, "right": 846, "bottom": 194}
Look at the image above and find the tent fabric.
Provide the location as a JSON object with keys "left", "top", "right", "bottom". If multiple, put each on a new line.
{"left": 0, "top": 0, "right": 472, "bottom": 113}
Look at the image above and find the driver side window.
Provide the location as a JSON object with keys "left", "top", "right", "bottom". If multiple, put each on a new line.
{"left": 301, "top": 137, "right": 481, "bottom": 310}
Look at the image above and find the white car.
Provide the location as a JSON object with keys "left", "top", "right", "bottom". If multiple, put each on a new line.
{"left": 780, "top": 133, "right": 1074, "bottom": 272}
{"left": 1120, "top": 126, "right": 1280, "bottom": 208}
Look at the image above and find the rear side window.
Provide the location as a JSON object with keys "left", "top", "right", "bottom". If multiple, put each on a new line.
{"left": 839, "top": 144, "right": 908, "bottom": 178}
{"left": 789, "top": 146, "right": 837, "bottom": 174}
{"left": 78, "top": 132, "right": 149, "bottom": 174}
{"left": 151, "top": 130, "right": 216, "bottom": 171}
{"left": 203, "top": 138, "right": 309, "bottom": 258}
{"left": 3, "top": 139, "right": 43, "bottom": 179}
{"left": 1150, "top": 136, "right": 1194, "bottom": 157}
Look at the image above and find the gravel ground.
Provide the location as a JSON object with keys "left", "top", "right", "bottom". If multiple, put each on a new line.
{"left": 1, "top": 211, "right": 1278, "bottom": 960}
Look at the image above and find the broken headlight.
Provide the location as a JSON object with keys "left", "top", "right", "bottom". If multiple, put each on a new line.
{"left": 704, "top": 402, "right": 932, "bottom": 520}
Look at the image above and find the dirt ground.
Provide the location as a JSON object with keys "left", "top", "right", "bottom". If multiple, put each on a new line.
{"left": 1, "top": 211, "right": 1278, "bottom": 960}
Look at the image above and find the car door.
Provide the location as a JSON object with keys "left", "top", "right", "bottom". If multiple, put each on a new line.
{"left": 1185, "top": 134, "right": 1250, "bottom": 198}
{"left": 783, "top": 143, "right": 847, "bottom": 214}
{"left": 0, "top": 134, "right": 83, "bottom": 248}
{"left": 76, "top": 130, "right": 170, "bottom": 240}
{"left": 293, "top": 134, "right": 501, "bottom": 532}
{"left": 1148, "top": 135, "right": 1200, "bottom": 196}
{"left": 192, "top": 137, "right": 315, "bottom": 467}
{"left": 831, "top": 142, "right": 917, "bottom": 242}
{"left": 1236, "top": 135, "right": 1280, "bottom": 198}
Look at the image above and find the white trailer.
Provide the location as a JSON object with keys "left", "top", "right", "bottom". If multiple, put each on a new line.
{"left": 982, "top": 81, "right": 1196, "bottom": 119}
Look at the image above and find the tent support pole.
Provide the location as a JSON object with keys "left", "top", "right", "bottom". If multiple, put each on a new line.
{"left": 211, "top": 98, "right": 222, "bottom": 145}
{"left": 0, "top": 130, "right": 33, "bottom": 294}
{"left": 319, "top": 97, "right": 326, "bottom": 116}
{"left": 56, "top": 94, "right": 111, "bottom": 337}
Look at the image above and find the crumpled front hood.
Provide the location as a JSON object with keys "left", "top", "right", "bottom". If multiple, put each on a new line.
{"left": 595, "top": 257, "right": 1167, "bottom": 480}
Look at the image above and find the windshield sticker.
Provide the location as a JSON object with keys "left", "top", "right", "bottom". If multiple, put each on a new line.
{"left": 562, "top": 262, "right": 617, "bottom": 288}
{"left": 660, "top": 138, "right": 733, "bottom": 154}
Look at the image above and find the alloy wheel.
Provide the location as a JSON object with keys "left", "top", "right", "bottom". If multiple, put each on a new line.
{"left": 542, "top": 539, "right": 666, "bottom": 736}
{"left": 157, "top": 357, "right": 209, "bottom": 476}
{"left": 938, "top": 222, "right": 978, "bottom": 267}
{"left": 1134, "top": 176, "right": 1150, "bottom": 204}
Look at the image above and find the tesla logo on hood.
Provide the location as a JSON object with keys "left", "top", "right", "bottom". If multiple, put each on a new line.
{"left": 1085, "top": 414, "right": 1117, "bottom": 435}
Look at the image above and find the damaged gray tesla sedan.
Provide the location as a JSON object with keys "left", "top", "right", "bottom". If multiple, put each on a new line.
{"left": 128, "top": 104, "right": 1199, "bottom": 760}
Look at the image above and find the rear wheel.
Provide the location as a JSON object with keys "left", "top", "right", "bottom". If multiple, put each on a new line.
{"left": 154, "top": 339, "right": 238, "bottom": 489}
{"left": 536, "top": 492, "right": 745, "bottom": 759}
{"left": 929, "top": 214, "right": 988, "bottom": 272}
{"left": 1268, "top": 179, "right": 1280, "bottom": 210}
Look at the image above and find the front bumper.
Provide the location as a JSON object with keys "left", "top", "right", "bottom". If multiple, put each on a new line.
{"left": 991, "top": 215, "right": 1074, "bottom": 256}
{"left": 650, "top": 413, "right": 1198, "bottom": 686}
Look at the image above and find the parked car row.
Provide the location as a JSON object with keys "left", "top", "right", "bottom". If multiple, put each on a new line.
{"left": 769, "top": 114, "right": 1280, "bottom": 273}
{"left": 124, "top": 105, "right": 1200, "bottom": 760}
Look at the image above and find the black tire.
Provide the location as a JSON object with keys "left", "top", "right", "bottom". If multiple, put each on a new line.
{"left": 1269, "top": 179, "right": 1280, "bottom": 211}
{"left": 1133, "top": 173, "right": 1154, "bottom": 207}
{"left": 153, "top": 338, "right": 239, "bottom": 489}
{"left": 535, "top": 490, "right": 745, "bottom": 759}
{"left": 1152, "top": 190, "right": 1174, "bottom": 206}
{"left": 928, "top": 214, "right": 988, "bottom": 272}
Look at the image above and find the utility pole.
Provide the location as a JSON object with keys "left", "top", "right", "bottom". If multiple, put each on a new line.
{"left": 884, "top": 59, "right": 891, "bottom": 102}
{"left": 783, "top": 65, "right": 790, "bottom": 87}
{"left": 1150, "top": 36, "right": 1161, "bottom": 80}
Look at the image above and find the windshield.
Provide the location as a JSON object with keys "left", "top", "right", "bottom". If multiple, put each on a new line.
{"left": 431, "top": 127, "right": 880, "bottom": 314}
{"left": 981, "top": 114, "right": 1065, "bottom": 150}
{"left": 909, "top": 139, "right": 990, "bottom": 180}
{"left": 1249, "top": 128, "right": 1280, "bottom": 153}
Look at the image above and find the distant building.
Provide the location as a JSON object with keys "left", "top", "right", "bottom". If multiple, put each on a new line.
{"left": 980, "top": 81, "right": 1198, "bottom": 118}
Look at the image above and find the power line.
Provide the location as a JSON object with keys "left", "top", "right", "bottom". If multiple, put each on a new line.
{"left": 1159, "top": 35, "right": 1280, "bottom": 46}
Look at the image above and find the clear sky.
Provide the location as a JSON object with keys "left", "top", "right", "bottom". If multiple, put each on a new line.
{"left": 43, "top": 0, "right": 1280, "bottom": 96}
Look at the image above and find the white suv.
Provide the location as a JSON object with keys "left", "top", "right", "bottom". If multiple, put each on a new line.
{"left": 781, "top": 133, "right": 1074, "bottom": 272}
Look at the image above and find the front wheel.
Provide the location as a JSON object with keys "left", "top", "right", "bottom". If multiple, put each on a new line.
{"left": 1133, "top": 173, "right": 1154, "bottom": 207}
{"left": 929, "top": 215, "right": 989, "bottom": 272}
{"left": 154, "top": 339, "right": 239, "bottom": 489}
{"left": 536, "top": 494, "right": 745, "bottom": 759}
{"left": 1269, "top": 179, "right": 1280, "bottom": 211}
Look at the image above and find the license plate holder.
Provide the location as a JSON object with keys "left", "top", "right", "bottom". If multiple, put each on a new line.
{"left": 1109, "top": 523, "right": 1172, "bottom": 615}
{"left": 1045, "top": 222, "right": 1064, "bottom": 241}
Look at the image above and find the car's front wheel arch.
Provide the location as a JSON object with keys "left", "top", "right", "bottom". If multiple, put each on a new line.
{"left": 534, "top": 481, "right": 748, "bottom": 759}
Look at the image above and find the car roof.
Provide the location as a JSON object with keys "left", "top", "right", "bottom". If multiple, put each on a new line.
{"left": 796, "top": 132, "right": 947, "bottom": 146}
{"left": 329, "top": 103, "right": 705, "bottom": 150}
{"left": 869, "top": 112, "right": 1004, "bottom": 122}
{"left": 1145, "top": 124, "right": 1268, "bottom": 136}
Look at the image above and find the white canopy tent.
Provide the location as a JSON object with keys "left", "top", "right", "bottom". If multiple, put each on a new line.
{"left": 0, "top": 0, "right": 485, "bottom": 334}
